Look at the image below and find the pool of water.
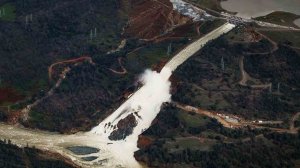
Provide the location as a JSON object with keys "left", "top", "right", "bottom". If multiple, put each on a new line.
{"left": 81, "top": 156, "right": 98, "bottom": 161}
{"left": 294, "top": 18, "right": 300, "bottom": 27}
{"left": 67, "top": 146, "right": 100, "bottom": 155}
{"left": 221, "top": 0, "right": 300, "bottom": 18}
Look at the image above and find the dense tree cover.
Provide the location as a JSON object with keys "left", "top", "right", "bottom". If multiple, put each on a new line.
{"left": 245, "top": 45, "right": 300, "bottom": 87}
{"left": 137, "top": 138, "right": 296, "bottom": 168}
{"left": 172, "top": 35, "right": 300, "bottom": 120}
{"left": 24, "top": 57, "right": 136, "bottom": 132}
{"left": 135, "top": 105, "right": 300, "bottom": 168}
{"left": 19, "top": 21, "right": 229, "bottom": 133}
{"left": 296, "top": 120, "right": 300, "bottom": 128}
{"left": 245, "top": 45, "right": 300, "bottom": 111}
{"left": 0, "top": 140, "right": 76, "bottom": 168}
{"left": 0, "top": 0, "right": 129, "bottom": 102}
{"left": 0, "top": 0, "right": 153, "bottom": 132}
{"left": 143, "top": 105, "right": 266, "bottom": 139}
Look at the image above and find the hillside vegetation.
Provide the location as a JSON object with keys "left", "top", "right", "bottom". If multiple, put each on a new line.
{"left": 135, "top": 105, "right": 300, "bottom": 168}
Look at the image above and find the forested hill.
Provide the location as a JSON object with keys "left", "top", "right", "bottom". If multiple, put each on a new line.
{"left": 135, "top": 105, "right": 300, "bottom": 168}
{"left": 0, "top": 139, "right": 77, "bottom": 168}
{"left": 0, "top": 0, "right": 128, "bottom": 101}
{"left": 0, "top": 0, "right": 134, "bottom": 132}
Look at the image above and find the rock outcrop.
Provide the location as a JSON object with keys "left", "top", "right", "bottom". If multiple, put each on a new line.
{"left": 109, "top": 113, "right": 138, "bottom": 140}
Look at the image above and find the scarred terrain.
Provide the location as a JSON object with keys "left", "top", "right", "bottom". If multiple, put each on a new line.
{"left": 125, "top": 0, "right": 191, "bottom": 40}
{"left": 1, "top": 0, "right": 300, "bottom": 168}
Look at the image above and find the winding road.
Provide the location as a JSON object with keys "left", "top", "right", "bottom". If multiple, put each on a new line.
{"left": 108, "top": 57, "right": 128, "bottom": 75}
{"left": 21, "top": 57, "right": 95, "bottom": 121}
{"left": 0, "top": 0, "right": 300, "bottom": 168}
{"left": 2, "top": 1, "right": 299, "bottom": 166}
{"left": 238, "top": 55, "right": 272, "bottom": 90}
{"left": 48, "top": 56, "right": 94, "bottom": 81}
{"left": 0, "top": 22, "right": 236, "bottom": 168}
{"left": 175, "top": 102, "right": 299, "bottom": 134}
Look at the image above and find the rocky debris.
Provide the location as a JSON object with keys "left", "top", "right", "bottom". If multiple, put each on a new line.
{"left": 134, "top": 111, "right": 142, "bottom": 120}
{"left": 170, "top": 0, "right": 212, "bottom": 21}
{"left": 108, "top": 113, "right": 137, "bottom": 141}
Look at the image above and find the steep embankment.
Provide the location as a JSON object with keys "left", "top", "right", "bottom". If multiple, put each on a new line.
{"left": 125, "top": 0, "right": 191, "bottom": 40}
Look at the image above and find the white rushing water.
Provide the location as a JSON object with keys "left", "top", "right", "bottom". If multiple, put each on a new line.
{"left": 0, "top": 4, "right": 236, "bottom": 168}
{"left": 91, "top": 68, "right": 172, "bottom": 136}
{"left": 89, "top": 22, "right": 235, "bottom": 168}
{"left": 90, "top": 68, "right": 172, "bottom": 167}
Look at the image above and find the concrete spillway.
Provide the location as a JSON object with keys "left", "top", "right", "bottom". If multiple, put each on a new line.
{"left": 0, "top": 23, "right": 235, "bottom": 168}
{"left": 88, "top": 22, "right": 236, "bottom": 167}
{"left": 91, "top": 22, "right": 236, "bottom": 139}
{"left": 163, "top": 22, "right": 236, "bottom": 72}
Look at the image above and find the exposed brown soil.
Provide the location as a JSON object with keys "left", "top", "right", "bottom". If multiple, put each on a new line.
{"left": 176, "top": 102, "right": 299, "bottom": 134}
{"left": 151, "top": 22, "right": 200, "bottom": 43}
{"left": 48, "top": 56, "right": 94, "bottom": 81}
{"left": 245, "top": 29, "right": 278, "bottom": 55}
{"left": 151, "top": 59, "right": 169, "bottom": 72}
{"left": 137, "top": 135, "right": 154, "bottom": 148}
{"left": 0, "top": 87, "right": 24, "bottom": 104}
{"left": 6, "top": 111, "right": 22, "bottom": 124}
{"left": 125, "top": 0, "right": 191, "bottom": 40}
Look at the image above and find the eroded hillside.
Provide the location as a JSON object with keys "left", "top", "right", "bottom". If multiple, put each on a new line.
{"left": 125, "top": 0, "right": 191, "bottom": 39}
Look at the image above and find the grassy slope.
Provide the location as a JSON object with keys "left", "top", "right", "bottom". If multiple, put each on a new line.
{"left": 0, "top": 3, "right": 16, "bottom": 21}
{"left": 259, "top": 30, "right": 300, "bottom": 47}
{"left": 255, "top": 11, "right": 300, "bottom": 28}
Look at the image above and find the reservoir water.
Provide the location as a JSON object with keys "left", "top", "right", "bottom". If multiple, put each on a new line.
{"left": 221, "top": 0, "right": 300, "bottom": 19}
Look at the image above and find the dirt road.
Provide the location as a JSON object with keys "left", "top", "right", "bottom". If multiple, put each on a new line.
{"left": 245, "top": 30, "right": 278, "bottom": 55}
{"left": 48, "top": 56, "right": 94, "bottom": 81}
{"left": 108, "top": 57, "right": 128, "bottom": 75}
{"left": 175, "top": 102, "right": 298, "bottom": 134}
{"left": 290, "top": 112, "right": 300, "bottom": 131}
{"left": 175, "top": 102, "right": 242, "bottom": 128}
{"left": 238, "top": 55, "right": 272, "bottom": 90}
{"left": 22, "top": 57, "right": 95, "bottom": 121}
